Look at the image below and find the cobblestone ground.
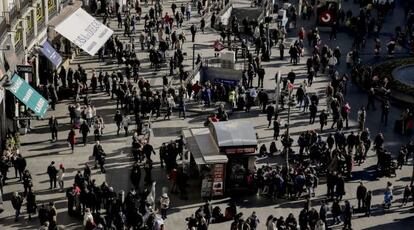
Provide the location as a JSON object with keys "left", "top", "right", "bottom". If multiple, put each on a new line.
{"left": 1, "top": 0, "right": 414, "bottom": 229}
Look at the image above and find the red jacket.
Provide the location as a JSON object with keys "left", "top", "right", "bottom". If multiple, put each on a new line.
{"left": 68, "top": 131, "right": 76, "bottom": 145}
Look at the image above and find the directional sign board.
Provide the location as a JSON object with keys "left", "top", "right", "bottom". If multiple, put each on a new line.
{"left": 16, "top": 65, "right": 33, "bottom": 73}
{"left": 40, "top": 41, "right": 63, "bottom": 67}
{"left": 7, "top": 73, "right": 49, "bottom": 117}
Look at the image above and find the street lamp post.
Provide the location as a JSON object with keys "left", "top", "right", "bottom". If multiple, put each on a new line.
{"left": 286, "top": 92, "right": 291, "bottom": 172}
{"left": 286, "top": 83, "right": 293, "bottom": 172}
{"left": 274, "top": 71, "right": 281, "bottom": 111}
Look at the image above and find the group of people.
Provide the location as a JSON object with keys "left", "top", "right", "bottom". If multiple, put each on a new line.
{"left": 1, "top": 0, "right": 414, "bottom": 230}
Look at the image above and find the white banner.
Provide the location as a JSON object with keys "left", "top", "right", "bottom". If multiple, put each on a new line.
{"left": 55, "top": 8, "right": 113, "bottom": 56}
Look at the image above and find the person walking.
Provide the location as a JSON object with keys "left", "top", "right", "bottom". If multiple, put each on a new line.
{"left": 366, "top": 88, "right": 376, "bottom": 111}
{"left": 130, "top": 163, "right": 141, "bottom": 189}
{"left": 122, "top": 114, "right": 130, "bottom": 136}
{"left": 356, "top": 181, "right": 367, "bottom": 211}
{"left": 358, "top": 107, "right": 366, "bottom": 130}
{"left": 190, "top": 24, "right": 197, "bottom": 42}
{"left": 11, "top": 191, "right": 23, "bottom": 222}
{"left": 67, "top": 128, "right": 76, "bottom": 153}
{"left": 114, "top": 110, "right": 123, "bottom": 135}
{"left": 257, "top": 67, "right": 265, "bottom": 88}
{"left": 341, "top": 102, "right": 351, "bottom": 129}
{"left": 48, "top": 201, "right": 57, "bottom": 227}
{"left": 343, "top": 200, "right": 353, "bottom": 229}
{"left": 57, "top": 164, "right": 65, "bottom": 191}
{"left": 309, "top": 102, "right": 317, "bottom": 124}
{"left": 365, "top": 190, "right": 372, "bottom": 216}
{"left": 266, "top": 104, "right": 275, "bottom": 128}
{"left": 47, "top": 161, "right": 58, "bottom": 189}
{"left": 279, "top": 40, "right": 285, "bottom": 60}
{"left": 331, "top": 199, "right": 342, "bottom": 224}
{"left": 96, "top": 145, "right": 107, "bottom": 173}
{"left": 273, "top": 117, "right": 281, "bottom": 140}
{"left": 144, "top": 159, "right": 153, "bottom": 186}
{"left": 26, "top": 190, "right": 37, "bottom": 220}
{"left": 381, "top": 100, "right": 390, "bottom": 125}
{"left": 319, "top": 110, "right": 328, "bottom": 131}
{"left": 80, "top": 121, "right": 90, "bottom": 146}
{"left": 14, "top": 154, "right": 27, "bottom": 181}
{"left": 49, "top": 116, "right": 59, "bottom": 142}
{"left": 159, "top": 193, "right": 170, "bottom": 219}
{"left": 178, "top": 97, "right": 186, "bottom": 119}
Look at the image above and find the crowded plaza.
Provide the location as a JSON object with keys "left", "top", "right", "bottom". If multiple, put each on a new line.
{"left": 0, "top": 0, "right": 414, "bottom": 229}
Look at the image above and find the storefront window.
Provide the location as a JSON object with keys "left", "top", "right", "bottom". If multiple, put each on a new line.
{"left": 36, "top": 1, "right": 43, "bottom": 22}
{"left": 48, "top": 0, "right": 56, "bottom": 14}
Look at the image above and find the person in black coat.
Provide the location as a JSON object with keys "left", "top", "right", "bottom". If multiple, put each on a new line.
{"left": 130, "top": 163, "right": 141, "bottom": 189}
{"left": 11, "top": 192, "right": 23, "bottom": 222}
{"left": 38, "top": 204, "right": 49, "bottom": 225}
{"left": 343, "top": 200, "right": 353, "bottom": 229}
{"left": 66, "top": 186, "right": 75, "bottom": 216}
{"left": 319, "top": 110, "right": 328, "bottom": 131}
{"left": 259, "top": 90, "right": 269, "bottom": 114}
{"left": 79, "top": 121, "right": 90, "bottom": 146}
{"left": 190, "top": 24, "right": 197, "bottom": 42}
{"left": 257, "top": 67, "right": 265, "bottom": 88}
{"left": 96, "top": 148, "right": 107, "bottom": 174}
{"left": 266, "top": 104, "right": 275, "bottom": 128}
{"left": 114, "top": 110, "right": 123, "bottom": 135}
{"left": 356, "top": 181, "right": 367, "bottom": 210}
{"left": 14, "top": 154, "right": 26, "bottom": 181}
{"left": 47, "top": 161, "right": 58, "bottom": 189}
{"left": 48, "top": 84, "right": 58, "bottom": 110}
{"left": 26, "top": 190, "right": 37, "bottom": 220}
{"left": 59, "top": 66, "right": 67, "bottom": 88}
{"left": 49, "top": 116, "right": 59, "bottom": 142}
{"left": 273, "top": 118, "right": 281, "bottom": 140}
{"left": 309, "top": 103, "right": 317, "bottom": 124}
{"left": 336, "top": 174, "right": 346, "bottom": 200}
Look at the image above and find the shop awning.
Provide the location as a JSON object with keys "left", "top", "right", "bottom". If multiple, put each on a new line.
{"left": 183, "top": 128, "right": 228, "bottom": 165}
{"left": 210, "top": 121, "right": 258, "bottom": 147}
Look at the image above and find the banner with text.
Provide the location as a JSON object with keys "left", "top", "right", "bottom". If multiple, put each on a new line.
{"left": 41, "top": 41, "right": 63, "bottom": 67}
{"left": 54, "top": 8, "right": 113, "bottom": 56}
{"left": 7, "top": 74, "right": 49, "bottom": 117}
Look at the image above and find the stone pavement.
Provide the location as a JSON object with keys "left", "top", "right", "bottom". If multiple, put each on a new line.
{"left": 1, "top": 0, "right": 414, "bottom": 229}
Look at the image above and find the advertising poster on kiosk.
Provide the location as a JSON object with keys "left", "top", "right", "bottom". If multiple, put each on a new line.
{"left": 212, "top": 164, "right": 225, "bottom": 196}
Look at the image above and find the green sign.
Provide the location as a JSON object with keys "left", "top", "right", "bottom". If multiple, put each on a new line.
{"left": 7, "top": 73, "right": 49, "bottom": 117}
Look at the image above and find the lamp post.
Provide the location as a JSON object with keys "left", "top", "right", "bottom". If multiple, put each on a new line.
{"left": 285, "top": 82, "right": 293, "bottom": 172}
{"left": 274, "top": 71, "right": 281, "bottom": 111}
{"left": 286, "top": 92, "right": 291, "bottom": 172}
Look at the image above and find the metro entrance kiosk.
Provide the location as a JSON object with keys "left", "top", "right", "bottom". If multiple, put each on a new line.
{"left": 183, "top": 121, "right": 258, "bottom": 198}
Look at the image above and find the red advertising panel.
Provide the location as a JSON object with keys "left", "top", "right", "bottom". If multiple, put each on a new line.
{"left": 212, "top": 164, "right": 225, "bottom": 196}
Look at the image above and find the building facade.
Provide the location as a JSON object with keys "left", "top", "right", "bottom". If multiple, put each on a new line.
{"left": 0, "top": 0, "right": 76, "bottom": 149}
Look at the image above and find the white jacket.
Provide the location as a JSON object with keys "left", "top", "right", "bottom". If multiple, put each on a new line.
{"left": 83, "top": 211, "right": 94, "bottom": 226}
